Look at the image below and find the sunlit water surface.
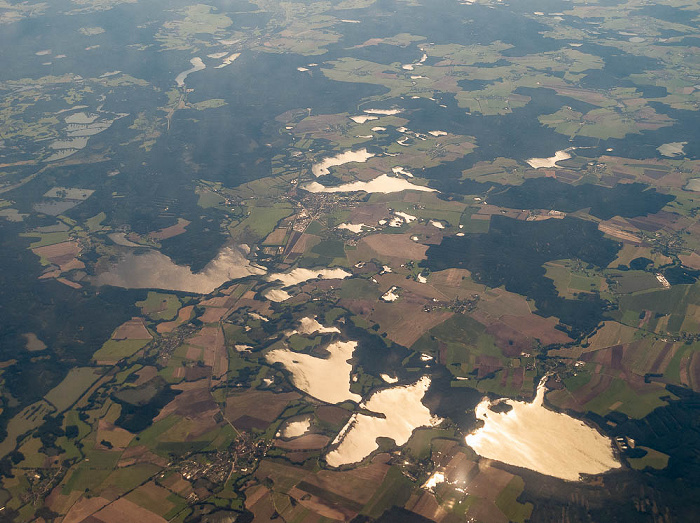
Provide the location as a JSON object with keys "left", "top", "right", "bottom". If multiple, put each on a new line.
{"left": 465, "top": 379, "right": 620, "bottom": 481}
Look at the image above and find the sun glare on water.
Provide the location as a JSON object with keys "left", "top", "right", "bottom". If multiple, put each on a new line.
{"left": 465, "top": 378, "right": 620, "bottom": 481}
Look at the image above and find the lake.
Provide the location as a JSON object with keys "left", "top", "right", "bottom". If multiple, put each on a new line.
{"left": 465, "top": 378, "right": 620, "bottom": 481}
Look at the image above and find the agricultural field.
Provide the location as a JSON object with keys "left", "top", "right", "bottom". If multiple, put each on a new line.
{"left": 1, "top": 0, "right": 700, "bottom": 521}
{"left": 136, "top": 292, "right": 182, "bottom": 321}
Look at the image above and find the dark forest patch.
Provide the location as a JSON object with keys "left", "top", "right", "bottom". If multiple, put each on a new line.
{"left": 487, "top": 178, "right": 673, "bottom": 220}
{"left": 421, "top": 216, "right": 621, "bottom": 337}
{"left": 112, "top": 377, "right": 180, "bottom": 433}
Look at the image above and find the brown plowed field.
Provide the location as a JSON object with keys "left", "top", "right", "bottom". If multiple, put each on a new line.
{"left": 112, "top": 318, "right": 151, "bottom": 340}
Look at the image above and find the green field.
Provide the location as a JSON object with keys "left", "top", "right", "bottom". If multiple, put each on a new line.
{"left": 287, "top": 334, "right": 323, "bottom": 352}
{"left": 96, "top": 463, "right": 162, "bottom": 495}
{"left": 495, "top": 475, "right": 533, "bottom": 523}
{"left": 0, "top": 401, "right": 55, "bottom": 457}
{"left": 405, "top": 428, "right": 458, "bottom": 460}
{"left": 628, "top": 446, "right": 669, "bottom": 471}
{"left": 413, "top": 314, "right": 503, "bottom": 378}
{"left": 339, "top": 278, "right": 380, "bottom": 300}
{"left": 311, "top": 239, "right": 346, "bottom": 259}
{"left": 583, "top": 378, "right": 674, "bottom": 419}
{"left": 84, "top": 212, "right": 107, "bottom": 232}
{"left": 197, "top": 187, "right": 225, "bottom": 208}
{"left": 230, "top": 202, "right": 294, "bottom": 240}
{"left": 388, "top": 197, "right": 466, "bottom": 227}
{"left": 621, "top": 284, "right": 700, "bottom": 316}
{"left": 544, "top": 259, "right": 602, "bottom": 299}
{"left": 562, "top": 368, "right": 593, "bottom": 392}
{"left": 609, "top": 270, "right": 662, "bottom": 295}
{"left": 63, "top": 449, "right": 122, "bottom": 494}
{"left": 192, "top": 98, "right": 227, "bottom": 110}
{"left": 361, "top": 466, "right": 415, "bottom": 518}
{"left": 665, "top": 342, "right": 700, "bottom": 386}
{"left": 20, "top": 231, "right": 70, "bottom": 248}
{"left": 136, "top": 291, "right": 181, "bottom": 321}
{"left": 459, "top": 217, "right": 490, "bottom": 233}
{"left": 129, "top": 415, "right": 181, "bottom": 451}
{"left": 126, "top": 486, "right": 189, "bottom": 520}
{"left": 619, "top": 284, "right": 700, "bottom": 335}
{"left": 64, "top": 409, "right": 93, "bottom": 439}
{"left": 93, "top": 339, "right": 151, "bottom": 362}
{"left": 477, "top": 366, "right": 537, "bottom": 398}
{"left": 44, "top": 367, "right": 102, "bottom": 411}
